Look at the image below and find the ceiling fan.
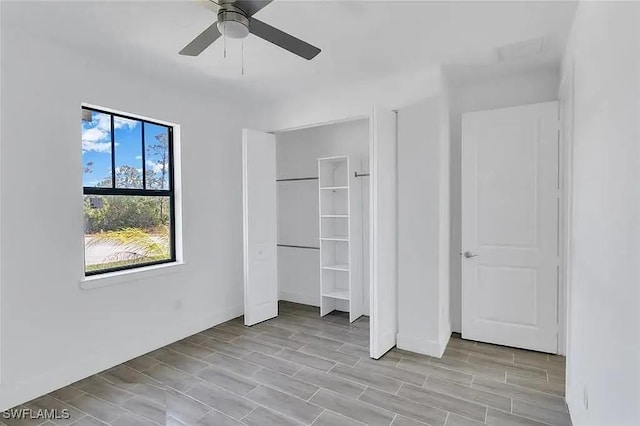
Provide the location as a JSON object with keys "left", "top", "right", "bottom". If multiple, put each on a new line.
{"left": 179, "top": 0, "right": 321, "bottom": 60}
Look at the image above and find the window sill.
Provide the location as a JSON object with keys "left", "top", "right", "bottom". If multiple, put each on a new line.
{"left": 80, "top": 261, "right": 186, "bottom": 290}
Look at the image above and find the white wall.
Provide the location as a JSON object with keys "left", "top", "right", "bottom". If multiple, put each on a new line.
{"left": 397, "top": 93, "right": 451, "bottom": 357}
{"left": 265, "top": 67, "right": 443, "bottom": 133}
{"left": 0, "top": 19, "right": 265, "bottom": 409}
{"left": 447, "top": 65, "right": 560, "bottom": 333}
{"left": 562, "top": 3, "right": 640, "bottom": 425}
{"left": 275, "top": 120, "right": 369, "bottom": 313}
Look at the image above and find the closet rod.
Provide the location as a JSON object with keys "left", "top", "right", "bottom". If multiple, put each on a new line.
{"left": 277, "top": 244, "right": 320, "bottom": 250}
{"left": 276, "top": 177, "right": 319, "bottom": 182}
{"left": 354, "top": 172, "right": 370, "bottom": 178}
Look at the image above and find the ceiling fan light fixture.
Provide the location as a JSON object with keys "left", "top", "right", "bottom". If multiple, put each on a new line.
{"left": 217, "top": 8, "right": 250, "bottom": 39}
{"left": 217, "top": 20, "right": 249, "bottom": 39}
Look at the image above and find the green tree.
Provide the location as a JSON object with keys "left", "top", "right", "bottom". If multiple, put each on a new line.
{"left": 84, "top": 196, "right": 168, "bottom": 233}
{"left": 146, "top": 131, "right": 170, "bottom": 220}
{"left": 84, "top": 131, "right": 170, "bottom": 243}
{"left": 146, "top": 132, "right": 169, "bottom": 189}
{"left": 97, "top": 165, "right": 143, "bottom": 189}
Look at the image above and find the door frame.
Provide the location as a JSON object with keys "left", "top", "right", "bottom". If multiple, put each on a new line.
{"left": 269, "top": 108, "right": 397, "bottom": 359}
{"left": 558, "top": 61, "right": 575, "bottom": 357}
{"left": 460, "top": 101, "right": 566, "bottom": 355}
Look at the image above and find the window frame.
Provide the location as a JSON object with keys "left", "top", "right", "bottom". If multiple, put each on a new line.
{"left": 82, "top": 106, "right": 177, "bottom": 276}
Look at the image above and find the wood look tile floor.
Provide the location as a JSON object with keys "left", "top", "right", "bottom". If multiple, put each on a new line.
{"left": 4, "top": 302, "right": 570, "bottom": 426}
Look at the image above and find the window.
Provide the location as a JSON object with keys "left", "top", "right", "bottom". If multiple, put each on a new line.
{"left": 82, "top": 107, "right": 176, "bottom": 275}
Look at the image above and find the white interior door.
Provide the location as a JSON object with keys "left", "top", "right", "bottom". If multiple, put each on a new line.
{"left": 370, "top": 107, "right": 398, "bottom": 359}
{"left": 242, "top": 129, "right": 278, "bottom": 326}
{"left": 461, "top": 102, "right": 560, "bottom": 353}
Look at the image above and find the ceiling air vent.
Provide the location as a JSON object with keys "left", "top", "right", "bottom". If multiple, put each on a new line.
{"left": 497, "top": 37, "right": 544, "bottom": 62}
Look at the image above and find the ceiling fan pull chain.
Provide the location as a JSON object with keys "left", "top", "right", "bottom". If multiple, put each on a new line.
{"left": 241, "top": 39, "right": 244, "bottom": 75}
{"left": 223, "top": 28, "right": 227, "bottom": 59}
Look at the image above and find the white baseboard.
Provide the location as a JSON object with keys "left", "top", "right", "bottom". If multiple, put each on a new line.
{"left": 397, "top": 332, "right": 449, "bottom": 358}
{"left": 565, "top": 386, "right": 583, "bottom": 426}
{"left": 440, "top": 321, "right": 452, "bottom": 356}
{"left": 439, "top": 328, "right": 451, "bottom": 358}
{"left": 0, "top": 304, "right": 243, "bottom": 411}
{"left": 279, "top": 291, "right": 319, "bottom": 307}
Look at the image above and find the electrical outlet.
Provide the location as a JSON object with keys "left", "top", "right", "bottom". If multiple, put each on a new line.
{"left": 583, "top": 386, "right": 589, "bottom": 410}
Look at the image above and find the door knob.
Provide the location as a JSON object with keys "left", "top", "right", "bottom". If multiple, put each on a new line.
{"left": 463, "top": 251, "right": 479, "bottom": 259}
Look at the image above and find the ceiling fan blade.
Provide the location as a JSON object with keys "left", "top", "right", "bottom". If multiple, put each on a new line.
{"left": 249, "top": 18, "right": 320, "bottom": 60}
{"left": 233, "top": 0, "right": 273, "bottom": 17}
{"left": 179, "top": 23, "right": 221, "bottom": 56}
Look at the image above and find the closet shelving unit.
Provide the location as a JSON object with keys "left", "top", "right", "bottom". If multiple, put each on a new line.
{"left": 318, "top": 156, "right": 363, "bottom": 321}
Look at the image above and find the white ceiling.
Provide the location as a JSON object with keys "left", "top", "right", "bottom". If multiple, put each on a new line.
{"left": 3, "top": 0, "right": 578, "bottom": 102}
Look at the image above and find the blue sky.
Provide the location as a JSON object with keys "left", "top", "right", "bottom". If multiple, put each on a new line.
{"left": 82, "top": 110, "right": 169, "bottom": 189}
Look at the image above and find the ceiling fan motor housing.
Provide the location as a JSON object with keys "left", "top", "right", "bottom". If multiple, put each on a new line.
{"left": 217, "top": 4, "right": 250, "bottom": 39}
{"left": 179, "top": 0, "right": 321, "bottom": 60}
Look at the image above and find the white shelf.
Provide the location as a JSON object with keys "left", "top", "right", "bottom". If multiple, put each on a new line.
{"left": 322, "top": 289, "right": 350, "bottom": 300}
{"left": 322, "top": 264, "right": 350, "bottom": 272}
{"left": 319, "top": 155, "right": 361, "bottom": 322}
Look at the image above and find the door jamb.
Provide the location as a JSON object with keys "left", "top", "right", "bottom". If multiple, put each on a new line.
{"left": 558, "top": 61, "right": 575, "bottom": 357}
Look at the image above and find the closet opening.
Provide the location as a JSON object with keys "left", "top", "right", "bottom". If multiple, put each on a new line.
{"left": 242, "top": 107, "right": 397, "bottom": 359}
{"left": 275, "top": 119, "right": 371, "bottom": 324}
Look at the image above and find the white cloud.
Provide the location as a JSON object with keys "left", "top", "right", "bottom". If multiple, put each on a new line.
{"left": 82, "top": 111, "right": 137, "bottom": 153}
{"left": 82, "top": 140, "right": 111, "bottom": 153}
{"left": 146, "top": 160, "right": 167, "bottom": 174}
{"left": 82, "top": 127, "right": 108, "bottom": 143}
{"left": 114, "top": 116, "right": 139, "bottom": 130}
{"left": 82, "top": 112, "right": 110, "bottom": 152}
{"left": 135, "top": 155, "right": 143, "bottom": 160}
{"left": 93, "top": 112, "right": 111, "bottom": 132}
